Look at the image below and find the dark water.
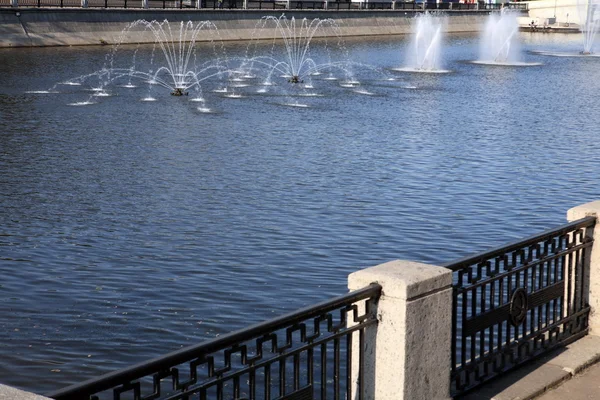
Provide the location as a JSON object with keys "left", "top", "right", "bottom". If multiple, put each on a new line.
{"left": 1, "top": 30, "right": 599, "bottom": 394}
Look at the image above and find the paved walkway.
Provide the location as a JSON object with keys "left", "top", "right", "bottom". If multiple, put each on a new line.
{"left": 462, "top": 335, "right": 600, "bottom": 400}
{"left": 536, "top": 361, "right": 600, "bottom": 400}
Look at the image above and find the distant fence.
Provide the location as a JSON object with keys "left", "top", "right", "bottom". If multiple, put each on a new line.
{"left": 0, "top": 0, "right": 527, "bottom": 10}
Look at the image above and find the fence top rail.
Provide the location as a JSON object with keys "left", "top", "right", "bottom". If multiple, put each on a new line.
{"left": 443, "top": 216, "right": 597, "bottom": 272}
{"left": 45, "top": 283, "right": 381, "bottom": 400}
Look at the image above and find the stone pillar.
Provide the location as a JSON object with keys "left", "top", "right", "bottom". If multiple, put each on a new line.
{"left": 11, "top": 0, "right": 18, "bottom": 7}
{"left": 81, "top": 0, "right": 88, "bottom": 7}
{"left": 568, "top": 201, "right": 600, "bottom": 334}
{"left": 391, "top": 0, "right": 395, "bottom": 9}
{"left": 143, "top": 0, "right": 148, "bottom": 8}
{"left": 348, "top": 260, "right": 453, "bottom": 400}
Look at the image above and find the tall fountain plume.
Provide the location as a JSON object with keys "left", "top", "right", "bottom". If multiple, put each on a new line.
{"left": 581, "top": 0, "right": 600, "bottom": 54}
{"left": 406, "top": 12, "right": 446, "bottom": 71}
{"left": 479, "top": 10, "right": 521, "bottom": 64}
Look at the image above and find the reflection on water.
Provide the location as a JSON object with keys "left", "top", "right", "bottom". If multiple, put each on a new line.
{"left": 0, "top": 32, "right": 599, "bottom": 394}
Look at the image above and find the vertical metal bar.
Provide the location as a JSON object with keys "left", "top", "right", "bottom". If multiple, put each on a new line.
{"left": 334, "top": 338, "right": 340, "bottom": 400}
{"left": 574, "top": 244, "right": 581, "bottom": 313}
{"left": 346, "top": 332, "right": 352, "bottom": 400}
{"left": 249, "top": 366, "right": 256, "bottom": 400}
{"left": 216, "top": 381, "right": 223, "bottom": 400}
{"left": 308, "top": 347, "right": 314, "bottom": 391}
{"left": 506, "top": 272, "right": 512, "bottom": 349}
{"left": 470, "top": 288, "right": 476, "bottom": 368}
{"left": 279, "top": 359, "right": 286, "bottom": 398}
{"left": 461, "top": 286, "right": 467, "bottom": 368}
{"left": 451, "top": 283, "right": 458, "bottom": 374}
{"left": 498, "top": 277, "right": 504, "bottom": 350}
{"left": 265, "top": 365, "right": 271, "bottom": 400}
{"left": 293, "top": 353, "right": 300, "bottom": 391}
{"left": 359, "top": 328, "right": 365, "bottom": 400}
{"left": 321, "top": 343, "right": 327, "bottom": 400}
{"left": 233, "top": 376, "right": 240, "bottom": 399}
{"left": 567, "top": 251, "right": 573, "bottom": 318}
{"left": 479, "top": 284, "right": 485, "bottom": 361}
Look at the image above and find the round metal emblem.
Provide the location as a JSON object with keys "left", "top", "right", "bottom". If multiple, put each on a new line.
{"left": 509, "top": 288, "right": 528, "bottom": 327}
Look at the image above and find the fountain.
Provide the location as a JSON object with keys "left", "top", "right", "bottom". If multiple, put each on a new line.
{"left": 42, "top": 19, "right": 230, "bottom": 107}
{"left": 237, "top": 15, "right": 352, "bottom": 87}
{"left": 392, "top": 12, "right": 450, "bottom": 73}
{"left": 30, "top": 16, "right": 403, "bottom": 109}
{"left": 473, "top": 10, "right": 540, "bottom": 66}
{"left": 581, "top": 0, "right": 600, "bottom": 54}
{"left": 531, "top": 0, "right": 600, "bottom": 57}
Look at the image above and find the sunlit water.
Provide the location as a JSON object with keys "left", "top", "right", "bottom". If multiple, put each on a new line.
{"left": 1, "top": 32, "right": 600, "bottom": 394}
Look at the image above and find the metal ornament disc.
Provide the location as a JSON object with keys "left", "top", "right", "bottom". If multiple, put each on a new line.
{"left": 509, "top": 288, "right": 528, "bottom": 327}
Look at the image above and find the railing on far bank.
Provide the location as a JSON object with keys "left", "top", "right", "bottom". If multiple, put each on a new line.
{"left": 45, "top": 284, "right": 381, "bottom": 400}
{"left": 445, "top": 216, "right": 596, "bottom": 396}
{"left": 0, "top": 0, "right": 528, "bottom": 11}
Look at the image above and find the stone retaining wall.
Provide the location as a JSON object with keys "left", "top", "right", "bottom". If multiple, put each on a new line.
{"left": 0, "top": 9, "right": 489, "bottom": 47}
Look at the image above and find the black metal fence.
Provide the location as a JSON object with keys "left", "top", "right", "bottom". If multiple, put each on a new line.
{"left": 46, "top": 284, "right": 381, "bottom": 400}
{"left": 0, "top": 0, "right": 528, "bottom": 10}
{"left": 445, "top": 216, "right": 596, "bottom": 396}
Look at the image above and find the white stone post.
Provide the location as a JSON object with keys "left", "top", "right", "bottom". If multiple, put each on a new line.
{"left": 198, "top": 0, "right": 203, "bottom": 9}
{"left": 391, "top": 0, "right": 395, "bottom": 9}
{"left": 348, "top": 260, "right": 453, "bottom": 400}
{"left": 12, "top": 0, "right": 18, "bottom": 7}
{"left": 568, "top": 201, "right": 600, "bottom": 334}
{"left": 324, "top": 0, "right": 327, "bottom": 9}
{"left": 143, "top": 0, "right": 148, "bottom": 8}
{"left": 81, "top": 0, "right": 88, "bottom": 7}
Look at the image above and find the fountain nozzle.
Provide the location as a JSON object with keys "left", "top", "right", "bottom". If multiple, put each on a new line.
{"left": 171, "top": 88, "right": 188, "bottom": 96}
{"left": 288, "top": 76, "right": 303, "bottom": 84}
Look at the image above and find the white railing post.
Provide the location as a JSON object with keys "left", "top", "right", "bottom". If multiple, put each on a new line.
{"left": 348, "top": 260, "right": 453, "bottom": 400}
{"left": 568, "top": 201, "right": 600, "bottom": 334}
{"left": 143, "top": 0, "right": 148, "bottom": 8}
{"left": 81, "top": 0, "right": 88, "bottom": 7}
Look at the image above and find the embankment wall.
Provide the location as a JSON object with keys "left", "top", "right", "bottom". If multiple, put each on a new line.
{"left": 0, "top": 9, "right": 489, "bottom": 48}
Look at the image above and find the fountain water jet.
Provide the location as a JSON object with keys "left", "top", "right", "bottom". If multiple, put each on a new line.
{"left": 581, "top": 0, "right": 600, "bottom": 54}
{"left": 473, "top": 10, "right": 541, "bottom": 66}
{"left": 392, "top": 12, "right": 450, "bottom": 73}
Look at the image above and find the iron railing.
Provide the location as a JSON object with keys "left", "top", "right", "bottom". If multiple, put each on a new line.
{"left": 0, "top": 0, "right": 528, "bottom": 10}
{"left": 445, "top": 216, "right": 596, "bottom": 396}
{"left": 46, "top": 284, "right": 381, "bottom": 400}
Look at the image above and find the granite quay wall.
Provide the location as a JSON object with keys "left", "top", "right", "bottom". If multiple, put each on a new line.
{"left": 0, "top": 9, "right": 489, "bottom": 47}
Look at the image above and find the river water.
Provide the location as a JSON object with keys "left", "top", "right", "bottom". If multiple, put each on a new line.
{"left": 1, "top": 30, "right": 599, "bottom": 394}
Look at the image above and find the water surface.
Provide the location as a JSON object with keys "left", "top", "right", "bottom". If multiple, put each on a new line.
{"left": 1, "top": 31, "right": 599, "bottom": 394}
